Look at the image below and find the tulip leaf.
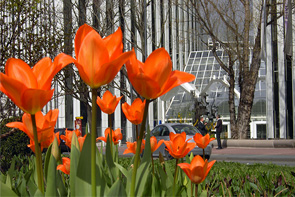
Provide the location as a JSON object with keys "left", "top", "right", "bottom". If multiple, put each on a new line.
{"left": 0, "top": 181, "right": 18, "bottom": 196}
{"left": 69, "top": 134, "right": 80, "bottom": 196}
{"left": 45, "top": 155, "right": 57, "bottom": 197}
{"left": 114, "top": 162, "right": 132, "bottom": 182}
{"left": 44, "top": 144, "right": 52, "bottom": 181}
{"left": 27, "top": 178, "right": 38, "bottom": 196}
{"left": 107, "top": 179, "right": 127, "bottom": 197}
{"left": 105, "top": 136, "right": 119, "bottom": 183}
{"left": 135, "top": 161, "right": 151, "bottom": 197}
{"left": 141, "top": 131, "right": 151, "bottom": 163}
{"left": 75, "top": 134, "right": 103, "bottom": 196}
{"left": 200, "top": 190, "right": 208, "bottom": 197}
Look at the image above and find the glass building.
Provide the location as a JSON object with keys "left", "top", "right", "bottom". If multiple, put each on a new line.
{"left": 166, "top": 49, "right": 267, "bottom": 139}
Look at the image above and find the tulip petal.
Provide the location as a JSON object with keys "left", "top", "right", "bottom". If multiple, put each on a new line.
{"left": 21, "top": 89, "right": 54, "bottom": 114}
{"left": 93, "top": 51, "right": 134, "bottom": 88}
{"left": 32, "top": 57, "right": 54, "bottom": 90}
{"left": 144, "top": 48, "right": 172, "bottom": 87}
{"left": 5, "top": 58, "right": 38, "bottom": 88}
{"left": 78, "top": 30, "right": 109, "bottom": 88}
{"left": 0, "top": 73, "right": 26, "bottom": 111}
{"left": 75, "top": 24, "right": 97, "bottom": 58}
{"left": 160, "top": 70, "right": 196, "bottom": 97}
{"left": 103, "top": 27, "right": 123, "bottom": 61}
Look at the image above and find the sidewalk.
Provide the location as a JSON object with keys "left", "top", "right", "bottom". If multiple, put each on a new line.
{"left": 100, "top": 143, "right": 295, "bottom": 166}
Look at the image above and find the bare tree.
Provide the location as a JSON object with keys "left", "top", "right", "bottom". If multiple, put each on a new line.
{"left": 184, "top": 0, "right": 268, "bottom": 139}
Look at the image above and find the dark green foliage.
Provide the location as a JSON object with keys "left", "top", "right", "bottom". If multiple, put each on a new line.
{"left": 0, "top": 116, "right": 32, "bottom": 173}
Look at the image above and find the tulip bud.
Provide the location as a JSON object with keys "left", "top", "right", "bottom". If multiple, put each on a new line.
{"left": 52, "top": 135, "right": 61, "bottom": 162}
{"left": 71, "top": 131, "right": 80, "bottom": 151}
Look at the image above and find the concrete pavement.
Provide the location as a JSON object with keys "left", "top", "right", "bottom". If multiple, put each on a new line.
{"left": 98, "top": 142, "right": 295, "bottom": 166}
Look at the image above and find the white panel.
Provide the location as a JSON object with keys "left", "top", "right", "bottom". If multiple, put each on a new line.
{"left": 266, "top": 20, "right": 274, "bottom": 138}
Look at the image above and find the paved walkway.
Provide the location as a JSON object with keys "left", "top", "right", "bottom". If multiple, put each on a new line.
{"left": 99, "top": 144, "right": 295, "bottom": 162}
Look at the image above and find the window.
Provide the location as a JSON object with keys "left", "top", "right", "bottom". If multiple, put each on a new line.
{"left": 151, "top": 126, "right": 162, "bottom": 136}
{"left": 162, "top": 126, "right": 170, "bottom": 136}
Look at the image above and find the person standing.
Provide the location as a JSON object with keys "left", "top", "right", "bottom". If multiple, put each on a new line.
{"left": 197, "top": 116, "right": 207, "bottom": 136}
{"left": 215, "top": 115, "right": 223, "bottom": 149}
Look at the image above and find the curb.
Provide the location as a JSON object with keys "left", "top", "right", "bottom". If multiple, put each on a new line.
{"left": 211, "top": 139, "right": 295, "bottom": 148}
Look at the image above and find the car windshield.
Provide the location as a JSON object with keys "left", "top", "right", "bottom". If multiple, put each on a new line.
{"left": 172, "top": 124, "right": 200, "bottom": 135}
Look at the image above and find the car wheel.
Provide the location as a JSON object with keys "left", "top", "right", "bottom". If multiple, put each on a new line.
{"left": 165, "top": 149, "right": 173, "bottom": 160}
{"left": 204, "top": 155, "right": 210, "bottom": 160}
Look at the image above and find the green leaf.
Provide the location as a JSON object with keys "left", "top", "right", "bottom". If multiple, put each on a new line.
{"left": 107, "top": 179, "right": 127, "bottom": 197}
{"left": 44, "top": 144, "right": 52, "bottom": 181}
{"left": 0, "top": 181, "right": 18, "bottom": 196}
{"left": 75, "top": 134, "right": 104, "bottom": 196}
{"left": 141, "top": 131, "right": 151, "bottom": 163}
{"left": 105, "top": 135, "right": 119, "bottom": 183}
{"left": 45, "top": 155, "right": 57, "bottom": 197}
{"left": 69, "top": 133, "right": 80, "bottom": 196}
{"left": 135, "top": 161, "right": 152, "bottom": 197}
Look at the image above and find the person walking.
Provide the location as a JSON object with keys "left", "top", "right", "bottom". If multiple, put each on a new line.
{"left": 215, "top": 115, "right": 223, "bottom": 149}
{"left": 197, "top": 116, "right": 207, "bottom": 136}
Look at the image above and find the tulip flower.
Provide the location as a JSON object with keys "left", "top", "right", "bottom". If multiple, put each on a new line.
{"left": 178, "top": 155, "right": 216, "bottom": 184}
{"left": 57, "top": 157, "right": 71, "bottom": 175}
{"left": 150, "top": 136, "right": 164, "bottom": 153}
{"left": 163, "top": 132, "right": 196, "bottom": 159}
{"left": 60, "top": 129, "right": 82, "bottom": 149}
{"left": 123, "top": 140, "right": 145, "bottom": 155}
{"left": 122, "top": 98, "right": 146, "bottom": 125}
{"left": 125, "top": 48, "right": 195, "bottom": 99}
{"left": 77, "top": 135, "right": 87, "bottom": 152}
{"left": 193, "top": 133, "right": 215, "bottom": 149}
{"left": 96, "top": 128, "right": 122, "bottom": 145}
{"left": 0, "top": 54, "right": 72, "bottom": 114}
{"left": 73, "top": 24, "right": 133, "bottom": 89}
{"left": 96, "top": 90, "right": 122, "bottom": 114}
{"left": 6, "top": 109, "right": 59, "bottom": 153}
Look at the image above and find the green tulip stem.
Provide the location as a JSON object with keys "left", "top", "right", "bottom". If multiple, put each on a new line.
{"left": 130, "top": 99, "right": 150, "bottom": 197}
{"left": 173, "top": 158, "right": 179, "bottom": 196}
{"left": 31, "top": 114, "right": 44, "bottom": 194}
{"left": 91, "top": 88, "right": 98, "bottom": 196}
{"left": 108, "top": 113, "right": 113, "bottom": 155}
{"left": 195, "top": 184, "right": 198, "bottom": 197}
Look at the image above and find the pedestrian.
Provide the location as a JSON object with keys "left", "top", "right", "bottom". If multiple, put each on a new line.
{"left": 215, "top": 115, "right": 223, "bottom": 149}
{"left": 197, "top": 116, "right": 207, "bottom": 136}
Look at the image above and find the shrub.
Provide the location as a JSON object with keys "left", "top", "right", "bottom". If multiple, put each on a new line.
{"left": 0, "top": 116, "right": 33, "bottom": 173}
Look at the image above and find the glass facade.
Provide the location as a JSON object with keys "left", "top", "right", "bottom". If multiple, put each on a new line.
{"left": 166, "top": 50, "right": 266, "bottom": 120}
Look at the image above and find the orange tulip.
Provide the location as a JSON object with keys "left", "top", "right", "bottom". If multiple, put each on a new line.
{"left": 60, "top": 129, "right": 82, "bottom": 149}
{"left": 96, "top": 90, "right": 122, "bottom": 114}
{"left": 77, "top": 135, "right": 87, "bottom": 152}
{"left": 193, "top": 133, "right": 215, "bottom": 149}
{"left": 178, "top": 155, "right": 216, "bottom": 184}
{"left": 125, "top": 48, "right": 195, "bottom": 99}
{"left": 122, "top": 98, "right": 146, "bottom": 125}
{"left": 0, "top": 54, "right": 72, "bottom": 114}
{"left": 6, "top": 109, "right": 59, "bottom": 153}
{"left": 163, "top": 132, "right": 196, "bottom": 159}
{"left": 150, "top": 136, "right": 164, "bottom": 153}
{"left": 123, "top": 140, "right": 145, "bottom": 155}
{"left": 73, "top": 24, "right": 133, "bottom": 89}
{"left": 96, "top": 128, "right": 122, "bottom": 145}
{"left": 57, "top": 157, "right": 71, "bottom": 175}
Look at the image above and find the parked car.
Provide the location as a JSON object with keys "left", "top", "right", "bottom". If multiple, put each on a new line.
{"left": 150, "top": 123, "right": 212, "bottom": 159}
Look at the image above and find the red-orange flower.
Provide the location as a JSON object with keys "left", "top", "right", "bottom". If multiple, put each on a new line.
{"left": 73, "top": 24, "right": 133, "bottom": 89}
{"left": 60, "top": 129, "right": 82, "bottom": 149}
{"left": 0, "top": 54, "right": 72, "bottom": 114}
{"left": 77, "top": 135, "right": 87, "bottom": 152}
{"left": 96, "top": 128, "right": 122, "bottom": 145}
{"left": 57, "top": 157, "right": 71, "bottom": 175}
{"left": 125, "top": 48, "right": 195, "bottom": 99}
{"left": 96, "top": 90, "right": 122, "bottom": 114}
{"left": 163, "top": 132, "right": 196, "bottom": 159}
{"left": 123, "top": 140, "right": 145, "bottom": 155}
{"left": 178, "top": 155, "right": 216, "bottom": 184}
{"left": 6, "top": 109, "right": 59, "bottom": 153}
{"left": 150, "top": 136, "right": 164, "bottom": 153}
{"left": 193, "top": 133, "right": 215, "bottom": 149}
{"left": 122, "top": 98, "right": 146, "bottom": 125}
